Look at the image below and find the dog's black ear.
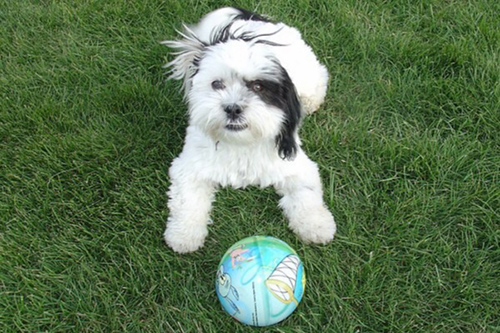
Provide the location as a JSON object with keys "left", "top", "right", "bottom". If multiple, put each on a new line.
{"left": 274, "top": 65, "right": 302, "bottom": 160}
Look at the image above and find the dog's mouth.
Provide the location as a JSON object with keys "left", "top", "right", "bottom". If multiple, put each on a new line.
{"left": 225, "top": 122, "right": 249, "bottom": 132}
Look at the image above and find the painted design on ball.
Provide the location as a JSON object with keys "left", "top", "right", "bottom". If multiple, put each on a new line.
{"left": 216, "top": 265, "right": 240, "bottom": 315}
{"left": 215, "top": 236, "right": 305, "bottom": 326}
{"left": 265, "top": 254, "right": 301, "bottom": 305}
{"left": 229, "top": 244, "right": 255, "bottom": 268}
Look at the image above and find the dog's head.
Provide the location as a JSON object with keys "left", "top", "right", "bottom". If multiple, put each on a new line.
{"left": 163, "top": 23, "right": 302, "bottom": 160}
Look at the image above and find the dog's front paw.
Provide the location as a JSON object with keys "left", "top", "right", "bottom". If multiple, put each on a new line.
{"left": 164, "top": 219, "right": 208, "bottom": 254}
{"left": 288, "top": 205, "right": 336, "bottom": 245}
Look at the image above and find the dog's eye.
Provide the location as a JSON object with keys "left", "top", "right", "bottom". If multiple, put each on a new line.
{"left": 211, "top": 80, "right": 225, "bottom": 90}
{"left": 250, "top": 82, "right": 263, "bottom": 92}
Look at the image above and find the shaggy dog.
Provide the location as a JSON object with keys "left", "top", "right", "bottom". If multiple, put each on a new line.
{"left": 162, "top": 7, "right": 336, "bottom": 253}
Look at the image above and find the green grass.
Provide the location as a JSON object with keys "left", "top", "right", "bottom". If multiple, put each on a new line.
{"left": 1, "top": 0, "right": 499, "bottom": 332}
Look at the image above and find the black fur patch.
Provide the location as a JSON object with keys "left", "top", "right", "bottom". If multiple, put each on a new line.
{"left": 190, "top": 55, "right": 203, "bottom": 78}
{"left": 233, "top": 8, "right": 271, "bottom": 22}
{"left": 210, "top": 22, "right": 284, "bottom": 47}
{"left": 208, "top": 8, "right": 282, "bottom": 47}
{"left": 247, "top": 61, "right": 302, "bottom": 160}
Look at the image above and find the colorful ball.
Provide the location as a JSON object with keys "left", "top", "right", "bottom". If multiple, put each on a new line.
{"left": 215, "top": 236, "right": 305, "bottom": 326}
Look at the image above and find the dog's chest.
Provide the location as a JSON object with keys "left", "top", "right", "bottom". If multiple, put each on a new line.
{"left": 206, "top": 143, "right": 290, "bottom": 188}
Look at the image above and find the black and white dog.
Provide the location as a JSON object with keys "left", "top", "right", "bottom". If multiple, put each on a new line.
{"left": 162, "top": 7, "right": 335, "bottom": 253}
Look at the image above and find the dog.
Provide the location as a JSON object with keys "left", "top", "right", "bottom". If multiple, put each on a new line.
{"left": 162, "top": 7, "right": 336, "bottom": 253}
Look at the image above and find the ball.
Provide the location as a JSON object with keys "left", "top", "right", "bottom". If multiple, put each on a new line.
{"left": 215, "top": 236, "right": 305, "bottom": 326}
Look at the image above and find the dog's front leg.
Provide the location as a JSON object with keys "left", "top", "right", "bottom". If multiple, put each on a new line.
{"left": 276, "top": 159, "right": 336, "bottom": 244}
{"left": 164, "top": 163, "right": 216, "bottom": 253}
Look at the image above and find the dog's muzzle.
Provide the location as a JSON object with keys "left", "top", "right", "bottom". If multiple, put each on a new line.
{"left": 224, "top": 104, "right": 248, "bottom": 131}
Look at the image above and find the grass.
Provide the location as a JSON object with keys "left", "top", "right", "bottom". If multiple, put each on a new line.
{"left": 1, "top": 0, "right": 499, "bottom": 332}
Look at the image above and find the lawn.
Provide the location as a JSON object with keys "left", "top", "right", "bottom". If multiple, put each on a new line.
{"left": 1, "top": 0, "right": 499, "bottom": 332}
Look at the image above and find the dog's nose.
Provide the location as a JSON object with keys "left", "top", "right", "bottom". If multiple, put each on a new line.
{"left": 224, "top": 104, "right": 243, "bottom": 120}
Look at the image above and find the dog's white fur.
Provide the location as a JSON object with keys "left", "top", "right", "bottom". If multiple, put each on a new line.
{"left": 162, "top": 7, "right": 336, "bottom": 253}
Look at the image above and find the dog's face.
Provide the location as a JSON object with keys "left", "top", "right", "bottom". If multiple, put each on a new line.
{"left": 166, "top": 33, "right": 302, "bottom": 159}
{"left": 190, "top": 41, "right": 289, "bottom": 143}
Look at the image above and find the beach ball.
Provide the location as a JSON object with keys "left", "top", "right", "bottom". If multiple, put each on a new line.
{"left": 215, "top": 236, "right": 305, "bottom": 326}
